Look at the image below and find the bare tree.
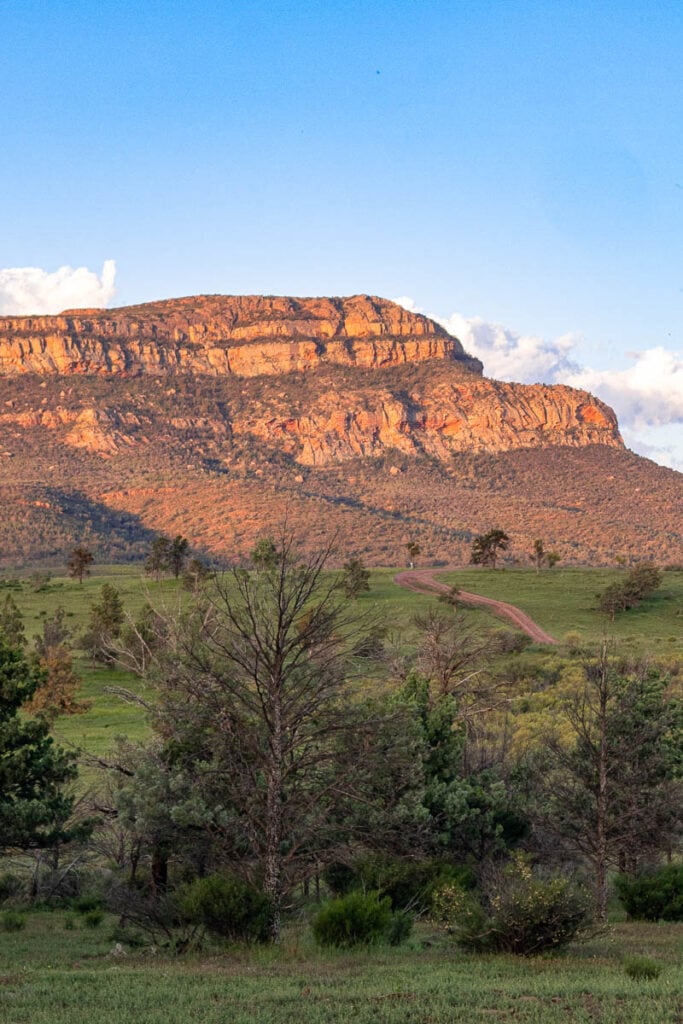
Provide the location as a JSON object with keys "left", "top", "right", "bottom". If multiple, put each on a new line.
{"left": 115, "top": 533, "right": 418, "bottom": 940}
{"left": 533, "top": 646, "right": 682, "bottom": 921}
{"left": 67, "top": 546, "right": 94, "bottom": 584}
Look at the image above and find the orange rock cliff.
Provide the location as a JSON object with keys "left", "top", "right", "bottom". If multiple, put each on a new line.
{"left": 0, "top": 293, "right": 623, "bottom": 463}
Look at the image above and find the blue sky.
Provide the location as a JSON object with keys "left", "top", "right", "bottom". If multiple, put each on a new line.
{"left": 1, "top": 0, "right": 681, "bottom": 467}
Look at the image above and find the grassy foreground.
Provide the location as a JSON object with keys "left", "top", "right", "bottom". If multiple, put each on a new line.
{"left": 0, "top": 915, "right": 681, "bottom": 1023}
{"left": 439, "top": 567, "right": 683, "bottom": 656}
{"left": 3, "top": 564, "right": 681, "bottom": 757}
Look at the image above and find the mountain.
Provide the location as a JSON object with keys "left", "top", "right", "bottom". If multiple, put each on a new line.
{"left": 0, "top": 294, "right": 680, "bottom": 568}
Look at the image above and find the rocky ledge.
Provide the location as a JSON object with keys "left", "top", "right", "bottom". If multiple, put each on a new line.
{"left": 0, "top": 293, "right": 624, "bottom": 459}
{"left": 0, "top": 294, "right": 482, "bottom": 377}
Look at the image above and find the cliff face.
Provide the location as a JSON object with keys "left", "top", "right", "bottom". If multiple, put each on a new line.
{"left": 0, "top": 294, "right": 678, "bottom": 567}
{"left": 0, "top": 293, "right": 623, "bottom": 463}
{"left": 234, "top": 376, "right": 621, "bottom": 465}
{"left": 0, "top": 294, "right": 482, "bottom": 377}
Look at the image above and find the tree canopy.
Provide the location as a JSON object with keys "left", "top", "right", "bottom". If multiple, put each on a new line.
{"left": 0, "top": 639, "right": 83, "bottom": 851}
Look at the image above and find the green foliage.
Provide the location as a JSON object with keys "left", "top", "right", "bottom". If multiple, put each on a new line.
{"left": 406, "top": 540, "right": 421, "bottom": 564}
{"left": 81, "top": 583, "right": 125, "bottom": 665}
{"left": 1, "top": 909, "right": 26, "bottom": 932}
{"left": 0, "top": 638, "right": 83, "bottom": 851}
{"left": 67, "top": 546, "right": 94, "bottom": 584}
{"left": 73, "top": 895, "right": 103, "bottom": 914}
{"left": 0, "top": 909, "right": 680, "bottom": 1023}
{"left": 181, "top": 557, "right": 210, "bottom": 592}
{"left": 145, "top": 536, "right": 171, "bottom": 578}
{"left": 384, "top": 909, "right": 414, "bottom": 946}
{"left": 443, "top": 854, "right": 593, "bottom": 955}
{"left": 530, "top": 539, "right": 560, "bottom": 572}
{"left": 144, "top": 533, "right": 190, "bottom": 579}
{"left": 0, "top": 872, "right": 22, "bottom": 905}
{"left": 168, "top": 536, "right": 190, "bottom": 579}
{"left": 615, "top": 865, "right": 683, "bottom": 922}
{"left": 0, "top": 593, "right": 26, "bottom": 647}
{"left": 339, "top": 557, "right": 370, "bottom": 599}
{"left": 323, "top": 855, "right": 473, "bottom": 913}
{"left": 312, "top": 890, "right": 406, "bottom": 948}
{"left": 34, "top": 606, "right": 71, "bottom": 659}
{"left": 402, "top": 674, "right": 528, "bottom": 863}
{"left": 470, "top": 529, "right": 510, "bottom": 569}
{"left": 624, "top": 957, "right": 663, "bottom": 981}
{"left": 82, "top": 909, "right": 104, "bottom": 928}
{"left": 250, "top": 536, "right": 280, "bottom": 570}
{"left": 177, "top": 873, "right": 273, "bottom": 943}
{"left": 533, "top": 658, "right": 682, "bottom": 920}
{"left": 599, "top": 563, "right": 663, "bottom": 619}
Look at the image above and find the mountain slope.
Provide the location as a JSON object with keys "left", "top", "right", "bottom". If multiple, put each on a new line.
{"left": 0, "top": 295, "right": 679, "bottom": 568}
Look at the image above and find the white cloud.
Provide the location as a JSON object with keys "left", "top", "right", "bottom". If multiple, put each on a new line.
{"left": 564, "top": 347, "right": 683, "bottom": 431}
{"left": 0, "top": 260, "right": 116, "bottom": 315}
{"left": 396, "top": 296, "right": 683, "bottom": 471}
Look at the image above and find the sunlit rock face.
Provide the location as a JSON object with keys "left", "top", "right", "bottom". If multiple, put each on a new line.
{"left": 0, "top": 292, "right": 622, "bottom": 463}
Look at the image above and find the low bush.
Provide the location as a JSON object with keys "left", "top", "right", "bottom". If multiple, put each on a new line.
{"left": 615, "top": 865, "right": 683, "bottom": 922}
{"left": 435, "top": 854, "right": 592, "bottom": 956}
{"left": 0, "top": 872, "right": 23, "bottom": 905}
{"left": 1, "top": 910, "right": 26, "bottom": 932}
{"left": 323, "top": 856, "right": 473, "bottom": 913}
{"left": 384, "top": 909, "right": 414, "bottom": 946}
{"left": 492, "top": 628, "right": 531, "bottom": 654}
{"left": 73, "top": 894, "right": 103, "bottom": 914}
{"left": 312, "top": 890, "right": 412, "bottom": 948}
{"left": 624, "top": 956, "right": 663, "bottom": 980}
{"left": 177, "top": 873, "right": 272, "bottom": 944}
{"left": 82, "top": 909, "right": 104, "bottom": 928}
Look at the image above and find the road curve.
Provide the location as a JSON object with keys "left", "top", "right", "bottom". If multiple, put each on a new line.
{"left": 394, "top": 569, "right": 558, "bottom": 645}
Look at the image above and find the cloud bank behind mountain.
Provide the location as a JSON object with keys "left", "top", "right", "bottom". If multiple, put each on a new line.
{"left": 0, "top": 261, "right": 116, "bottom": 316}
{"left": 397, "top": 297, "right": 683, "bottom": 471}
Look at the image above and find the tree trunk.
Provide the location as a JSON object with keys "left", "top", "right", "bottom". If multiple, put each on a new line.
{"left": 151, "top": 844, "right": 168, "bottom": 896}
{"left": 595, "top": 654, "right": 609, "bottom": 923}
{"left": 264, "top": 682, "right": 284, "bottom": 941}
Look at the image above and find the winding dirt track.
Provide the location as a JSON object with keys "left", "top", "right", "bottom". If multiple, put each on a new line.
{"left": 394, "top": 569, "right": 558, "bottom": 645}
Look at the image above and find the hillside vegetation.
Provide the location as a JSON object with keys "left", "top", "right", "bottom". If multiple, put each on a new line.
{"left": 4, "top": 564, "right": 681, "bottom": 756}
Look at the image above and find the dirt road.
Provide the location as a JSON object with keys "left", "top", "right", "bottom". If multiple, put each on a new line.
{"left": 394, "top": 569, "right": 558, "bottom": 645}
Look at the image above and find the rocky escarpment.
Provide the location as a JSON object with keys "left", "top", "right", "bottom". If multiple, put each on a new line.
{"left": 0, "top": 294, "right": 482, "bottom": 377}
{"left": 0, "top": 292, "right": 678, "bottom": 566}
{"left": 0, "top": 293, "right": 624, "bottom": 461}
{"left": 234, "top": 373, "right": 622, "bottom": 465}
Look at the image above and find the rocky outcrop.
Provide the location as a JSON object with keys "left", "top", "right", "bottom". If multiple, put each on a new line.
{"left": 0, "top": 294, "right": 482, "bottom": 377}
{"left": 235, "top": 377, "right": 622, "bottom": 465}
{"left": 0, "top": 293, "right": 624, "bottom": 463}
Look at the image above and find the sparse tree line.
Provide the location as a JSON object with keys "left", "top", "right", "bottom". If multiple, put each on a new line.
{"left": 0, "top": 535, "right": 680, "bottom": 955}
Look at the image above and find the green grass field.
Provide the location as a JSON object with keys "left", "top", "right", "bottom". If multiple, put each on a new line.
{"left": 0, "top": 913, "right": 681, "bottom": 1023}
{"left": 2, "top": 565, "right": 682, "bottom": 1022}
{"left": 439, "top": 567, "right": 683, "bottom": 656}
{"left": 3, "top": 563, "right": 681, "bottom": 757}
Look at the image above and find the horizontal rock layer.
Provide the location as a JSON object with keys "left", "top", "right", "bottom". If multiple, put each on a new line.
{"left": 0, "top": 294, "right": 482, "bottom": 377}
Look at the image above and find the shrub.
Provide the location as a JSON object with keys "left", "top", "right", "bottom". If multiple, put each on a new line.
{"left": 384, "top": 909, "right": 414, "bottom": 946}
{"left": 624, "top": 956, "right": 663, "bottom": 981}
{"left": 438, "top": 854, "right": 592, "bottom": 956}
{"left": 492, "top": 629, "right": 531, "bottom": 654}
{"left": 1, "top": 910, "right": 26, "bottom": 932}
{"left": 0, "top": 872, "right": 22, "bottom": 905}
{"left": 323, "top": 856, "right": 473, "bottom": 913}
{"left": 108, "top": 923, "right": 147, "bottom": 948}
{"left": 73, "top": 894, "right": 103, "bottom": 914}
{"left": 177, "top": 873, "right": 272, "bottom": 944}
{"left": 82, "top": 909, "right": 104, "bottom": 928}
{"left": 312, "top": 890, "right": 408, "bottom": 948}
{"left": 615, "top": 865, "right": 683, "bottom": 922}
